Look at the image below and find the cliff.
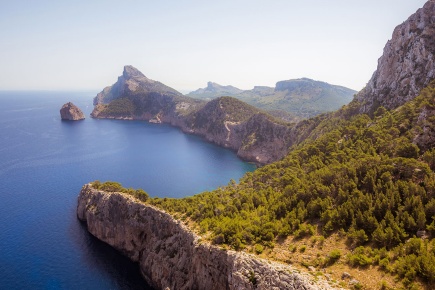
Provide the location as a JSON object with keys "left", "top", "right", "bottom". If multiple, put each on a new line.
{"left": 60, "top": 102, "right": 85, "bottom": 120}
{"left": 93, "top": 65, "right": 183, "bottom": 106}
{"left": 355, "top": 0, "right": 435, "bottom": 114}
{"left": 77, "top": 184, "right": 335, "bottom": 290}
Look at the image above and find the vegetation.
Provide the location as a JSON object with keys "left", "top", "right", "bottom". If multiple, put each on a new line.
{"left": 92, "top": 180, "right": 149, "bottom": 202}
{"left": 93, "top": 83, "right": 435, "bottom": 288}
{"left": 187, "top": 78, "right": 356, "bottom": 121}
{"left": 102, "top": 97, "right": 135, "bottom": 117}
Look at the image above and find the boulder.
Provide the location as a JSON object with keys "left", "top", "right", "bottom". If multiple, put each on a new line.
{"left": 60, "top": 102, "right": 85, "bottom": 120}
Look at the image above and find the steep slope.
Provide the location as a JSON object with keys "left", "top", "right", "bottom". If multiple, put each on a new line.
{"left": 355, "top": 0, "right": 435, "bottom": 114}
{"left": 78, "top": 184, "right": 334, "bottom": 290}
{"left": 186, "top": 97, "right": 295, "bottom": 164}
{"left": 91, "top": 66, "right": 202, "bottom": 124}
{"left": 94, "top": 65, "right": 182, "bottom": 105}
{"left": 188, "top": 78, "right": 356, "bottom": 121}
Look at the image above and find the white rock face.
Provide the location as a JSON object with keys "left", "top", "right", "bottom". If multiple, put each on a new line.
{"left": 77, "top": 184, "right": 336, "bottom": 290}
{"left": 356, "top": 0, "right": 435, "bottom": 114}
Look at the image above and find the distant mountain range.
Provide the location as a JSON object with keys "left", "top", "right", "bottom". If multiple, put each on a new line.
{"left": 187, "top": 78, "right": 356, "bottom": 121}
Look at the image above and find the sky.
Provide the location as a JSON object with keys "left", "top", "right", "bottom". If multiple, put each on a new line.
{"left": 0, "top": 0, "right": 428, "bottom": 93}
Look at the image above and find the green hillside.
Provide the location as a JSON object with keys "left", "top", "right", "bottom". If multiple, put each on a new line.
{"left": 145, "top": 82, "right": 435, "bottom": 289}
{"left": 188, "top": 78, "right": 356, "bottom": 122}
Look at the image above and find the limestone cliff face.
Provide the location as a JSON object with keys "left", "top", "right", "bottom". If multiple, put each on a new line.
{"left": 355, "top": 0, "right": 435, "bottom": 114}
{"left": 77, "top": 184, "right": 334, "bottom": 290}
{"left": 93, "top": 66, "right": 182, "bottom": 106}
{"left": 60, "top": 102, "right": 85, "bottom": 120}
{"left": 184, "top": 97, "right": 294, "bottom": 164}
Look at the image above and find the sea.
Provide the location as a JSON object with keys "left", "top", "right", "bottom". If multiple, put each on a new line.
{"left": 0, "top": 91, "right": 256, "bottom": 289}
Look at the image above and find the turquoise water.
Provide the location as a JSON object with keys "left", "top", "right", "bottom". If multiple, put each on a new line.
{"left": 0, "top": 91, "right": 256, "bottom": 289}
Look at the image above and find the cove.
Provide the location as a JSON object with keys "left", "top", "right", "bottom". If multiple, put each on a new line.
{"left": 0, "top": 91, "right": 255, "bottom": 289}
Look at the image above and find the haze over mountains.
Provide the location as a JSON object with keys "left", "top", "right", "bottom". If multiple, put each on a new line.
{"left": 188, "top": 78, "right": 356, "bottom": 121}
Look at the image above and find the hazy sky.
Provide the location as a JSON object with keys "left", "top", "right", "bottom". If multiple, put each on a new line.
{"left": 0, "top": 0, "right": 428, "bottom": 92}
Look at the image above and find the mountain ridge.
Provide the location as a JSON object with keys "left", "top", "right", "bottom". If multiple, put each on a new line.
{"left": 187, "top": 78, "right": 356, "bottom": 121}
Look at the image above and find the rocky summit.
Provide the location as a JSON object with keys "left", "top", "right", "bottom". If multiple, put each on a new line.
{"left": 60, "top": 102, "right": 85, "bottom": 121}
{"left": 355, "top": 0, "right": 435, "bottom": 114}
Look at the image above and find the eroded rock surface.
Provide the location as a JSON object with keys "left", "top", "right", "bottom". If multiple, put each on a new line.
{"left": 77, "top": 184, "right": 336, "bottom": 290}
{"left": 355, "top": 0, "right": 435, "bottom": 114}
{"left": 60, "top": 102, "right": 85, "bottom": 120}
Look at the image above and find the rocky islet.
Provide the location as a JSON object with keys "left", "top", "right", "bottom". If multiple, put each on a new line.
{"left": 60, "top": 102, "right": 85, "bottom": 121}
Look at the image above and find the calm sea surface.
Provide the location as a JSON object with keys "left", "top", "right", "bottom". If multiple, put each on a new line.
{"left": 0, "top": 91, "right": 255, "bottom": 289}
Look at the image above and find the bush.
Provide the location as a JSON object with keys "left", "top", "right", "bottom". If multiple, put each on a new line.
{"left": 254, "top": 244, "right": 264, "bottom": 254}
{"left": 348, "top": 247, "right": 373, "bottom": 267}
{"left": 294, "top": 224, "right": 315, "bottom": 239}
{"left": 329, "top": 249, "right": 341, "bottom": 260}
{"left": 134, "top": 189, "right": 149, "bottom": 202}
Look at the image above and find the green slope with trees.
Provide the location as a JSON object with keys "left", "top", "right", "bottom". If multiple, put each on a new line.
{"left": 149, "top": 83, "right": 435, "bottom": 288}
{"left": 91, "top": 82, "right": 435, "bottom": 288}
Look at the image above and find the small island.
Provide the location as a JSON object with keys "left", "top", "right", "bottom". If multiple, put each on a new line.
{"left": 60, "top": 102, "right": 85, "bottom": 121}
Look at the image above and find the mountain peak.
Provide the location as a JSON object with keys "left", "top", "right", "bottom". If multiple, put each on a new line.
{"left": 207, "top": 81, "right": 218, "bottom": 89}
{"left": 355, "top": 0, "right": 435, "bottom": 114}
{"left": 123, "top": 65, "right": 147, "bottom": 79}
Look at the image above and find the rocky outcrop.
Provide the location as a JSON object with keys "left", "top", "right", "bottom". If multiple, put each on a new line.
{"left": 94, "top": 65, "right": 182, "bottom": 106}
{"left": 183, "top": 97, "right": 295, "bottom": 164}
{"left": 60, "top": 102, "right": 85, "bottom": 120}
{"left": 77, "top": 184, "right": 335, "bottom": 290}
{"left": 355, "top": 0, "right": 435, "bottom": 114}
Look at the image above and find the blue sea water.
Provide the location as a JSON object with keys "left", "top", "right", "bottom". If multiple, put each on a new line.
{"left": 0, "top": 91, "right": 256, "bottom": 289}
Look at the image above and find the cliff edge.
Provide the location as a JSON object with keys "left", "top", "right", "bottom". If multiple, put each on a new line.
{"left": 355, "top": 0, "right": 435, "bottom": 114}
{"left": 77, "top": 184, "right": 335, "bottom": 290}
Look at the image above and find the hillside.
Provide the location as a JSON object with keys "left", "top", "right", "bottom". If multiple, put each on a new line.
{"left": 84, "top": 1, "right": 435, "bottom": 289}
{"left": 151, "top": 83, "right": 435, "bottom": 289}
{"left": 187, "top": 78, "right": 356, "bottom": 121}
{"left": 187, "top": 81, "right": 244, "bottom": 100}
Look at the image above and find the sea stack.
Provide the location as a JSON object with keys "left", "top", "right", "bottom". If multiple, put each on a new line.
{"left": 60, "top": 102, "right": 85, "bottom": 120}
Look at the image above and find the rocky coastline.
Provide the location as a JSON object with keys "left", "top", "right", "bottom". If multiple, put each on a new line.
{"left": 77, "top": 184, "right": 335, "bottom": 290}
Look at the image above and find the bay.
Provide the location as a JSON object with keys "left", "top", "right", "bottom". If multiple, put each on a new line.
{"left": 0, "top": 91, "right": 255, "bottom": 289}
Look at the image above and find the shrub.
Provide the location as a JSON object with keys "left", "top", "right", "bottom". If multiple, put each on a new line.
{"left": 254, "top": 244, "right": 264, "bottom": 254}
{"left": 329, "top": 249, "right": 341, "bottom": 260}
{"left": 348, "top": 247, "right": 373, "bottom": 267}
